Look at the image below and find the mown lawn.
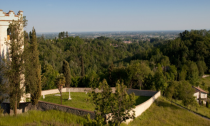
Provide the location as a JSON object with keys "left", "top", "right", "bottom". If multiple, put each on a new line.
{"left": 122, "top": 97, "right": 210, "bottom": 126}
{"left": 0, "top": 110, "right": 88, "bottom": 126}
{"left": 40, "top": 92, "right": 151, "bottom": 111}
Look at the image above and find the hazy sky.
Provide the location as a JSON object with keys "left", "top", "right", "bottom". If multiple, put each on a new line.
{"left": 1, "top": 0, "right": 210, "bottom": 32}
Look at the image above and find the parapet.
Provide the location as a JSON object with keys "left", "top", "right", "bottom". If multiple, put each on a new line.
{"left": 0, "top": 9, "right": 23, "bottom": 21}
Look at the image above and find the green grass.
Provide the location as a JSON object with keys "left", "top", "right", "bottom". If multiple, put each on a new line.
{"left": 40, "top": 92, "right": 151, "bottom": 111}
{"left": 200, "top": 75, "right": 210, "bottom": 88}
{"left": 173, "top": 99, "right": 210, "bottom": 118}
{"left": 0, "top": 110, "right": 88, "bottom": 126}
{"left": 122, "top": 97, "right": 210, "bottom": 126}
{"left": 2, "top": 97, "right": 210, "bottom": 126}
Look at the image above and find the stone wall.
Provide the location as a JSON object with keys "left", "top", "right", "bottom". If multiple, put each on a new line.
{"left": 37, "top": 101, "right": 95, "bottom": 119}
{"left": 1, "top": 101, "right": 95, "bottom": 119}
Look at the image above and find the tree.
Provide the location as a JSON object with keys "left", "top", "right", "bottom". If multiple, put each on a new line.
{"left": 165, "top": 81, "right": 177, "bottom": 104}
{"left": 42, "top": 64, "right": 59, "bottom": 90}
{"left": 90, "top": 79, "right": 135, "bottom": 125}
{"left": 0, "top": 18, "right": 25, "bottom": 116}
{"left": 178, "top": 81, "right": 196, "bottom": 107}
{"left": 108, "top": 63, "right": 114, "bottom": 87}
{"left": 62, "top": 60, "right": 71, "bottom": 87}
{"left": 80, "top": 55, "right": 85, "bottom": 77}
{"left": 110, "top": 80, "right": 135, "bottom": 125}
{"left": 55, "top": 74, "right": 65, "bottom": 105}
{"left": 24, "top": 27, "right": 41, "bottom": 105}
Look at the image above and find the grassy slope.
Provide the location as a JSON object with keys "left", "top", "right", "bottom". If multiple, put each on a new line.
{"left": 200, "top": 76, "right": 210, "bottom": 88}
{"left": 40, "top": 92, "right": 150, "bottom": 111}
{"left": 173, "top": 99, "right": 210, "bottom": 118}
{"left": 123, "top": 97, "right": 210, "bottom": 126}
{"left": 0, "top": 110, "right": 88, "bottom": 126}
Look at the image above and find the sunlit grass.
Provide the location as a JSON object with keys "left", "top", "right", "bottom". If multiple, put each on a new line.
{"left": 0, "top": 110, "right": 88, "bottom": 126}
{"left": 173, "top": 99, "right": 210, "bottom": 118}
{"left": 122, "top": 97, "right": 210, "bottom": 126}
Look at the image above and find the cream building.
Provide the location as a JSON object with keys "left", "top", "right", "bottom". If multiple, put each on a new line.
{"left": 193, "top": 86, "right": 208, "bottom": 104}
{"left": 0, "top": 9, "right": 26, "bottom": 102}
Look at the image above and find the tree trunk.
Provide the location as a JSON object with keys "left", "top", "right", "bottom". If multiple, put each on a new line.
{"left": 14, "top": 95, "right": 17, "bottom": 116}
{"left": 60, "top": 92, "right": 62, "bottom": 105}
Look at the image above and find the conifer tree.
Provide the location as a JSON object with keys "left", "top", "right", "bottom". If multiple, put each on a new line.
{"left": 25, "top": 27, "right": 41, "bottom": 105}
{"left": 62, "top": 60, "right": 71, "bottom": 87}
{"left": 0, "top": 18, "right": 25, "bottom": 116}
{"left": 81, "top": 55, "right": 85, "bottom": 77}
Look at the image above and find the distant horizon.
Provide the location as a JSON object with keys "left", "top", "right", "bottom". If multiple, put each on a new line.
{"left": 35, "top": 29, "right": 208, "bottom": 34}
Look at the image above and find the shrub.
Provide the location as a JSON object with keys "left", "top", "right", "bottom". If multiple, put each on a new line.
{"left": 206, "top": 101, "right": 209, "bottom": 108}
{"left": 0, "top": 106, "right": 3, "bottom": 116}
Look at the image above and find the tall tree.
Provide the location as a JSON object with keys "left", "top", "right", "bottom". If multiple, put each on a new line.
{"left": 80, "top": 55, "right": 85, "bottom": 77}
{"left": 25, "top": 27, "right": 42, "bottom": 105}
{"left": 0, "top": 18, "right": 25, "bottom": 116}
{"left": 90, "top": 79, "right": 135, "bottom": 125}
{"left": 62, "top": 60, "right": 71, "bottom": 87}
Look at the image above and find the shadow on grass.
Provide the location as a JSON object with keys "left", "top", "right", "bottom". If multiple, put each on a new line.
{"left": 135, "top": 96, "right": 151, "bottom": 106}
{"left": 155, "top": 99, "right": 180, "bottom": 110}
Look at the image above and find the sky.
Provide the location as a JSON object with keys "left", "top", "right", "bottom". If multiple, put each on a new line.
{"left": 1, "top": 0, "right": 210, "bottom": 33}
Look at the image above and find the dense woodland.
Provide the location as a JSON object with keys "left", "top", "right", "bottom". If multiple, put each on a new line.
{"left": 37, "top": 30, "right": 210, "bottom": 103}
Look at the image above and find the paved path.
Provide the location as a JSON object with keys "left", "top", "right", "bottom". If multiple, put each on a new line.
{"left": 169, "top": 100, "right": 210, "bottom": 121}
{"left": 202, "top": 75, "right": 210, "bottom": 78}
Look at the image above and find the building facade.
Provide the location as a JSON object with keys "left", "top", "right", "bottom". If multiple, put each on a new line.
{"left": 193, "top": 86, "right": 208, "bottom": 104}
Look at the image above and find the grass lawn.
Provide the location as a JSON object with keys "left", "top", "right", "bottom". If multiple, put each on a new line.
{"left": 40, "top": 92, "right": 151, "bottom": 111}
{"left": 0, "top": 110, "right": 88, "bottom": 126}
{"left": 122, "top": 97, "right": 210, "bottom": 126}
{"left": 172, "top": 99, "right": 210, "bottom": 118}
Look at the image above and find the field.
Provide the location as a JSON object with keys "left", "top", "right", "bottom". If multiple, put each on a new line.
{"left": 40, "top": 92, "right": 151, "bottom": 111}
{"left": 0, "top": 110, "right": 88, "bottom": 126}
{"left": 123, "top": 97, "right": 210, "bottom": 126}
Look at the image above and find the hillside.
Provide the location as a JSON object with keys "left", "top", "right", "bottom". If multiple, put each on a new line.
{"left": 123, "top": 97, "right": 210, "bottom": 126}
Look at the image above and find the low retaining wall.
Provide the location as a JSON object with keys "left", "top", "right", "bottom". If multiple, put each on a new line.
{"left": 1, "top": 88, "right": 161, "bottom": 123}
{"left": 37, "top": 101, "right": 95, "bottom": 119}
{"left": 41, "top": 87, "right": 116, "bottom": 96}
{"left": 125, "top": 90, "right": 161, "bottom": 123}
{"left": 1, "top": 101, "right": 95, "bottom": 119}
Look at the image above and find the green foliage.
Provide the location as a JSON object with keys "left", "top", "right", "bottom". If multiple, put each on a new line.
{"left": 0, "top": 106, "right": 3, "bottom": 115}
{"left": 25, "top": 27, "right": 41, "bottom": 105}
{"left": 90, "top": 79, "right": 135, "bottom": 125}
{"left": 206, "top": 101, "right": 209, "bottom": 108}
{"left": 110, "top": 81, "right": 135, "bottom": 125}
{"left": 41, "top": 64, "right": 59, "bottom": 90}
{"left": 55, "top": 74, "right": 65, "bottom": 105}
{"left": 178, "top": 81, "right": 196, "bottom": 107}
{"left": 0, "top": 19, "right": 25, "bottom": 116}
{"left": 62, "top": 60, "right": 71, "bottom": 87}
